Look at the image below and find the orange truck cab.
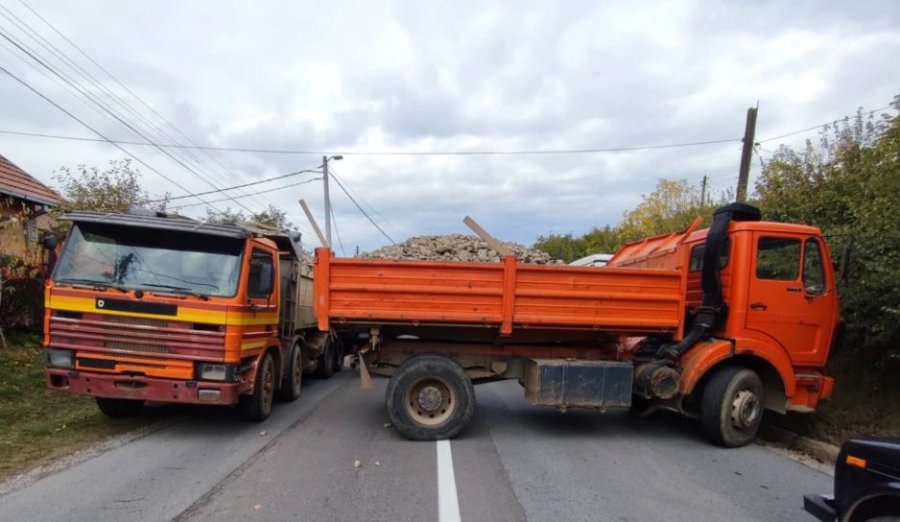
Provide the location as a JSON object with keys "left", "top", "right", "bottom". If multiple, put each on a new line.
{"left": 313, "top": 203, "right": 840, "bottom": 447}
{"left": 43, "top": 210, "right": 341, "bottom": 421}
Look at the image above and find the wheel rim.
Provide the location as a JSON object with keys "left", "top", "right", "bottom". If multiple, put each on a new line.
{"left": 261, "top": 358, "right": 274, "bottom": 415}
{"left": 292, "top": 348, "right": 302, "bottom": 395}
{"left": 404, "top": 376, "right": 457, "bottom": 426}
{"left": 731, "top": 389, "right": 760, "bottom": 429}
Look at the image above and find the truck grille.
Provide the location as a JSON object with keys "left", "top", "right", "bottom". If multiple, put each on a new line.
{"left": 48, "top": 312, "right": 225, "bottom": 360}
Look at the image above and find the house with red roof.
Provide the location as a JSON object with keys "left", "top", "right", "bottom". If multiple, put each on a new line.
{"left": 0, "top": 152, "right": 63, "bottom": 260}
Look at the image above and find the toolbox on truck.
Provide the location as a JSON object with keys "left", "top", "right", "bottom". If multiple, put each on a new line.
{"left": 523, "top": 358, "right": 633, "bottom": 409}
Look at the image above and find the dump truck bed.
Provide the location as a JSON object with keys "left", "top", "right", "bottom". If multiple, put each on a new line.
{"left": 314, "top": 248, "right": 685, "bottom": 336}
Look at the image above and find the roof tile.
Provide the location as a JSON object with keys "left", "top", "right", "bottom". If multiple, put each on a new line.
{"left": 0, "top": 152, "right": 62, "bottom": 206}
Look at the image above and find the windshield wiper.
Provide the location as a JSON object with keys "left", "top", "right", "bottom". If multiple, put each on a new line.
{"left": 141, "top": 283, "right": 211, "bottom": 301}
{"left": 55, "top": 278, "right": 127, "bottom": 292}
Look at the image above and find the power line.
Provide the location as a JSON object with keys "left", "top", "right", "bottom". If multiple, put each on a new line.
{"left": 170, "top": 177, "right": 322, "bottom": 210}
{"left": 329, "top": 167, "right": 409, "bottom": 238}
{"left": 0, "top": 23, "right": 240, "bottom": 213}
{"left": 0, "top": 61, "right": 222, "bottom": 210}
{"left": 0, "top": 6, "right": 260, "bottom": 213}
{"left": 149, "top": 167, "right": 322, "bottom": 202}
{"left": 328, "top": 172, "right": 395, "bottom": 244}
{"left": 0, "top": 127, "right": 741, "bottom": 155}
{"left": 330, "top": 203, "right": 346, "bottom": 256}
{"left": 758, "top": 105, "right": 894, "bottom": 143}
{"left": 16, "top": 0, "right": 267, "bottom": 209}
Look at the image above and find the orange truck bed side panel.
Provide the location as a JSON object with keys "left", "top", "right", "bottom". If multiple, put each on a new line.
{"left": 315, "top": 248, "right": 684, "bottom": 334}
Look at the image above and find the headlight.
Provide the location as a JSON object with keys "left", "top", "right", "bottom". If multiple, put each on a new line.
{"left": 196, "top": 363, "right": 236, "bottom": 381}
{"left": 46, "top": 349, "right": 74, "bottom": 369}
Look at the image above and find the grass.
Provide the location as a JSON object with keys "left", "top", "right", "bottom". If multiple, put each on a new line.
{"left": 0, "top": 331, "right": 151, "bottom": 482}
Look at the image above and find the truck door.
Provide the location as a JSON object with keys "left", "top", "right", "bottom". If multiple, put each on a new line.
{"left": 247, "top": 248, "right": 278, "bottom": 323}
{"left": 745, "top": 235, "right": 836, "bottom": 365}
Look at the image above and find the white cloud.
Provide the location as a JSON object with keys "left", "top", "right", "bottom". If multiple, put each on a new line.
{"left": 0, "top": 0, "right": 897, "bottom": 250}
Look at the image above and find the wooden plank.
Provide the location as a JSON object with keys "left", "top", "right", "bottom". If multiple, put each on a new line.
{"left": 463, "top": 216, "right": 513, "bottom": 257}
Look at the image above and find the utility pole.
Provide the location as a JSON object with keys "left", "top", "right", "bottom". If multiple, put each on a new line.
{"left": 321, "top": 155, "right": 343, "bottom": 248}
{"left": 736, "top": 106, "right": 758, "bottom": 202}
{"left": 700, "top": 175, "right": 708, "bottom": 208}
{"left": 322, "top": 155, "right": 331, "bottom": 248}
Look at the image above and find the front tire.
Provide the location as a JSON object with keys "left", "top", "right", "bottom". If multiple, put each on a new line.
{"left": 239, "top": 352, "right": 275, "bottom": 421}
{"left": 700, "top": 367, "right": 764, "bottom": 448}
{"left": 96, "top": 397, "right": 144, "bottom": 418}
{"left": 386, "top": 354, "right": 475, "bottom": 441}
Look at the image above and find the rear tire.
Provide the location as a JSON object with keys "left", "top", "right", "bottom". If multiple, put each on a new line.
{"left": 315, "top": 338, "right": 335, "bottom": 379}
{"left": 95, "top": 397, "right": 144, "bottom": 418}
{"left": 332, "top": 337, "right": 345, "bottom": 373}
{"left": 239, "top": 352, "right": 275, "bottom": 421}
{"left": 386, "top": 354, "right": 475, "bottom": 440}
{"left": 278, "top": 343, "right": 303, "bottom": 402}
{"left": 700, "top": 367, "right": 764, "bottom": 448}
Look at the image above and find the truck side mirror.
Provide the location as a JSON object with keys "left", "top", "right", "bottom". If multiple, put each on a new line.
{"left": 41, "top": 234, "right": 58, "bottom": 250}
{"left": 41, "top": 234, "right": 59, "bottom": 275}
{"left": 839, "top": 240, "right": 853, "bottom": 282}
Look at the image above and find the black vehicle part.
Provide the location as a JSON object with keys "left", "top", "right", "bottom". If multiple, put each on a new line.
{"left": 315, "top": 336, "right": 335, "bottom": 379}
{"left": 524, "top": 358, "right": 633, "bottom": 408}
{"left": 658, "top": 202, "right": 761, "bottom": 363}
{"left": 386, "top": 353, "right": 475, "bottom": 441}
{"left": 95, "top": 397, "right": 144, "bottom": 418}
{"left": 634, "top": 361, "right": 681, "bottom": 400}
{"left": 278, "top": 342, "right": 303, "bottom": 402}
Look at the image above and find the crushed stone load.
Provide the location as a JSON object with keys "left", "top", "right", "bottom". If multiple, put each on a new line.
{"left": 360, "top": 234, "right": 561, "bottom": 264}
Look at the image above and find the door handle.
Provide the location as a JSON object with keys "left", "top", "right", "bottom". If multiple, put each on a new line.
{"left": 786, "top": 287, "right": 803, "bottom": 293}
{"left": 750, "top": 302, "right": 768, "bottom": 310}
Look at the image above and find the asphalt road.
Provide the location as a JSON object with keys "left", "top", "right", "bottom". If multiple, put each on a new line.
{"left": 0, "top": 372, "right": 832, "bottom": 522}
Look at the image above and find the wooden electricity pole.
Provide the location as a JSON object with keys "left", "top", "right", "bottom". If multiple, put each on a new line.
{"left": 700, "top": 175, "right": 708, "bottom": 208}
{"left": 736, "top": 106, "right": 758, "bottom": 202}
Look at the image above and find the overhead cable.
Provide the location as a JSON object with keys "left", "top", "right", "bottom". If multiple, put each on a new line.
{"left": 169, "top": 177, "right": 323, "bottom": 209}
{"left": 328, "top": 172, "right": 395, "bottom": 244}
{"left": 149, "top": 167, "right": 322, "bottom": 202}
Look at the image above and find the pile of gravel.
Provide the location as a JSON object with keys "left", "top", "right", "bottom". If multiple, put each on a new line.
{"left": 360, "top": 234, "right": 559, "bottom": 264}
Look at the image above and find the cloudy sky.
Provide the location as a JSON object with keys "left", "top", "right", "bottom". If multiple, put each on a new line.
{"left": 0, "top": 0, "right": 898, "bottom": 252}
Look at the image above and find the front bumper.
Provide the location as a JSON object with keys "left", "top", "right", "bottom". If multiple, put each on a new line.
{"left": 45, "top": 368, "right": 240, "bottom": 405}
{"left": 803, "top": 494, "right": 837, "bottom": 521}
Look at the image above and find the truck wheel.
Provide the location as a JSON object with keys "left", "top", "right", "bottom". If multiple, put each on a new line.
{"left": 239, "top": 351, "right": 275, "bottom": 421}
{"left": 700, "top": 366, "right": 764, "bottom": 448}
{"left": 95, "top": 397, "right": 144, "bottom": 418}
{"left": 315, "top": 338, "right": 335, "bottom": 379}
{"left": 385, "top": 354, "right": 475, "bottom": 441}
{"left": 278, "top": 343, "right": 303, "bottom": 402}
{"left": 333, "top": 338, "right": 345, "bottom": 373}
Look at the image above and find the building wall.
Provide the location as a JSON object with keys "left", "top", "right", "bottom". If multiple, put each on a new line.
{"left": 0, "top": 198, "right": 41, "bottom": 262}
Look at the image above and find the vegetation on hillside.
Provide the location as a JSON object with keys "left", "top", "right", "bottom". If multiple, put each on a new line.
{"left": 533, "top": 97, "right": 900, "bottom": 443}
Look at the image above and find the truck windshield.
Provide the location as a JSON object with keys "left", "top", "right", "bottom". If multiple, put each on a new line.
{"left": 54, "top": 223, "right": 244, "bottom": 298}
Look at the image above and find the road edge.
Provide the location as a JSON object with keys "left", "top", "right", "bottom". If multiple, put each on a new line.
{"left": 760, "top": 424, "right": 840, "bottom": 466}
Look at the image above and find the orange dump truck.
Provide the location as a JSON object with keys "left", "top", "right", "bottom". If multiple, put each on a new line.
{"left": 315, "top": 203, "right": 840, "bottom": 447}
{"left": 43, "top": 211, "right": 342, "bottom": 421}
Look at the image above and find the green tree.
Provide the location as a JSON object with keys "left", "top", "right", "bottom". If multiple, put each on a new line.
{"left": 204, "top": 207, "right": 246, "bottom": 225}
{"left": 533, "top": 232, "right": 588, "bottom": 262}
{"left": 618, "top": 178, "right": 709, "bottom": 242}
{"left": 205, "top": 205, "right": 295, "bottom": 231}
{"left": 54, "top": 159, "right": 160, "bottom": 213}
{"left": 755, "top": 99, "right": 900, "bottom": 351}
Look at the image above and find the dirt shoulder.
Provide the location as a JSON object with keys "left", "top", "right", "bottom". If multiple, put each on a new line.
{"left": 0, "top": 336, "right": 152, "bottom": 482}
{"left": 771, "top": 352, "right": 900, "bottom": 447}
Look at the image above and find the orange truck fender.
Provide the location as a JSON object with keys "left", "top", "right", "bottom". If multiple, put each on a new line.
{"left": 679, "top": 338, "right": 797, "bottom": 412}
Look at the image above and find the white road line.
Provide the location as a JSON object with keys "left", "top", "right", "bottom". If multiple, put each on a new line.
{"left": 437, "top": 439, "right": 462, "bottom": 522}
